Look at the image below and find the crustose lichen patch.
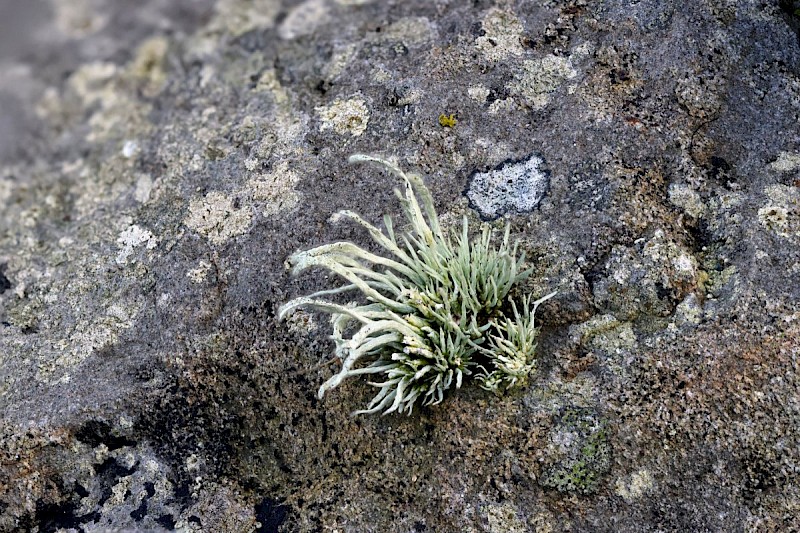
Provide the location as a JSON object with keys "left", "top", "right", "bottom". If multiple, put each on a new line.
{"left": 466, "top": 155, "right": 550, "bottom": 221}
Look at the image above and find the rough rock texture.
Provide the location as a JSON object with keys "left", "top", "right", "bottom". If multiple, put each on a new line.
{"left": 1, "top": 0, "right": 799, "bottom": 531}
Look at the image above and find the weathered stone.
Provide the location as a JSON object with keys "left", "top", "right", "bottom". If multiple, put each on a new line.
{"left": 1, "top": 0, "right": 799, "bottom": 530}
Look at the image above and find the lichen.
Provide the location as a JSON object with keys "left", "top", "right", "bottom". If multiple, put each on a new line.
{"left": 115, "top": 224, "right": 158, "bottom": 265}
{"left": 316, "top": 96, "right": 370, "bottom": 136}
{"left": 485, "top": 502, "right": 527, "bottom": 533}
{"left": 668, "top": 183, "right": 707, "bottom": 219}
{"left": 769, "top": 151, "right": 800, "bottom": 173}
{"left": 593, "top": 231, "right": 701, "bottom": 320}
{"left": 129, "top": 36, "right": 170, "bottom": 96}
{"left": 208, "top": 0, "right": 280, "bottom": 37}
{"left": 475, "top": 8, "right": 526, "bottom": 62}
{"left": 466, "top": 155, "right": 550, "bottom": 220}
{"left": 278, "top": 0, "right": 330, "bottom": 40}
{"left": 615, "top": 469, "right": 655, "bottom": 503}
{"left": 508, "top": 56, "right": 578, "bottom": 110}
{"left": 280, "top": 155, "right": 554, "bottom": 415}
{"left": 54, "top": 0, "right": 108, "bottom": 37}
{"left": 540, "top": 408, "right": 611, "bottom": 494}
{"left": 370, "top": 17, "right": 434, "bottom": 47}
{"left": 438, "top": 113, "right": 457, "bottom": 128}
{"left": 184, "top": 191, "right": 253, "bottom": 245}
{"left": 247, "top": 161, "right": 302, "bottom": 217}
{"left": 467, "top": 86, "right": 490, "bottom": 103}
{"left": 187, "top": 260, "right": 213, "bottom": 284}
{"left": 758, "top": 185, "right": 799, "bottom": 240}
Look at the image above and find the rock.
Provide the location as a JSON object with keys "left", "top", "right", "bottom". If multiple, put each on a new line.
{"left": 1, "top": 0, "right": 799, "bottom": 530}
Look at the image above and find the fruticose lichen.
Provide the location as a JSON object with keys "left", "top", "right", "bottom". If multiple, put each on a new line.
{"left": 279, "top": 155, "right": 554, "bottom": 415}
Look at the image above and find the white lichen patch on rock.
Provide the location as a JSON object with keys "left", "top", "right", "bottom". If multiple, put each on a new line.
{"left": 488, "top": 97, "right": 519, "bottom": 115}
{"left": 674, "top": 73, "right": 725, "bottom": 120}
{"left": 668, "top": 183, "right": 706, "bottom": 219}
{"left": 67, "top": 444, "right": 177, "bottom": 527}
{"left": 758, "top": 185, "right": 799, "bottom": 240}
{"left": 475, "top": 8, "right": 526, "bottom": 62}
{"left": 316, "top": 96, "right": 369, "bottom": 136}
{"left": 467, "top": 85, "right": 490, "bottom": 103}
{"left": 187, "top": 260, "right": 213, "bottom": 284}
{"left": 243, "top": 157, "right": 259, "bottom": 171}
{"left": 509, "top": 55, "right": 577, "bottom": 109}
{"left": 254, "top": 70, "right": 291, "bottom": 112}
{"left": 673, "top": 293, "right": 703, "bottom": 326}
{"left": 324, "top": 44, "right": 359, "bottom": 80}
{"left": 41, "top": 301, "right": 141, "bottom": 381}
{"left": 67, "top": 62, "right": 118, "bottom": 106}
{"left": 115, "top": 224, "right": 157, "bottom": 265}
{"left": 279, "top": 0, "right": 330, "bottom": 40}
{"left": 466, "top": 155, "right": 549, "bottom": 220}
{"left": 60, "top": 58, "right": 153, "bottom": 143}
{"left": 185, "top": 191, "right": 252, "bottom": 245}
{"left": 643, "top": 229, "right": 700, "bottom": 291}
{"left": 568, "top": 315, "right": 637, "bottom": 378}
{"left": 569, "top": 314, "right": 637, "bottom": 352}
{"left": 247, "top": 161, "right": 301, "bottom": 217}
{"left": 209, "top": 0, "right": 280, "bottom": 36}
{"left": 284, "top": 308, "right": 318, "bottom": 335}
{"left": 615, "top": 469, "right": 655, "bottom": 503}
{"left": 485, "top": 502, "right": 527, "bottom": 533}
{"left": 592, "top": 232, "right": 702, "bottom": 321}
{"left": 53, "top": 0, "right": 109, "bottom": 38}
{"left": 394, "top": 87, "right": 423, "bottom": 106}
{"left": 370, "top": 17, "right": 435, "bottom": 47}
{"left": 174, "top": 484, "right": 258, "bottom": 532}
{"left": 129, "top": 36, "right": 170, "bottom": 96}
{"left": 769, "top": 151, "right": 800, "bottom": 173}
{"left": 76, "top": 303, "right": 138, "bottom": 354}
{"left": 758, "top": 205, "right": 790, "bottom": 233}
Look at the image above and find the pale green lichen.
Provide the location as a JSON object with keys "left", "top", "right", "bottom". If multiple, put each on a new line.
{"left": 279, "top": 155, "right": 554, "bottom": 415}
{"left": 758, "top": 184, "right": 800, "bottom": 240}
{"left": 540, "top": 408, "right": 611, "bottom": 494}
{"left": 208, "top": 0, "right": 281, "bottom": 37}
{"left": 316, "top": 97, "right": 370, "bottom": 136}
{"left": 247, "top": 161, "right": 302, "bottom": 217}
{"left": 615, "top": 468, "right": 655, "bottom": 503}
{"left": 467, "top": 86, "right": 490, "bottom": 103}
{"left": 115, "top": 224, "right": 157, "bottom": 265}
{"left": 668, "top": 183, "right": 706, "bottom": 219}
{"left": 54, "top": 0, "right": 109, "bottom": 37}
{"left": 475, "top": 8, "right": 526, "bottom": 62}
{"left": 278, "top": 0, "right": 330, "bottom": 41}
{"left": 769, "top": 151, "right": 800, "bottom": 173}
{"left": 485, "top": 502, "right": 527, "bottom": 533}
{"left": 184, "top": 191, "right": 252, "bottom": 245}
{"left": 509, "top": 55, "right": 578, "bottom": 110}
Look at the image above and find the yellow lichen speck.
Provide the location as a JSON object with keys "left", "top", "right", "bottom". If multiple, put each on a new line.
{"left": 438, "top": 113, "right": 457, "bottom": 128}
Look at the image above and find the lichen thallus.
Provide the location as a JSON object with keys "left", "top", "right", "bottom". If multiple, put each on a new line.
{"left": 279, "top": 155, "right": 555, "bottom": 415}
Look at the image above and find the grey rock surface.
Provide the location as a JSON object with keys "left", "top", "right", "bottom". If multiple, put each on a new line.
{"left": 1, "top": 0, "right": 799, "bottom": 531}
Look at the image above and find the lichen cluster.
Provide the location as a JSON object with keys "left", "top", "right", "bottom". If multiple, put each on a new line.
{"left": 540, "top": 408, "right": 611, "bottom": 494}
{"left": 279, "top": 155, "right": 554, "bottom": 415}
